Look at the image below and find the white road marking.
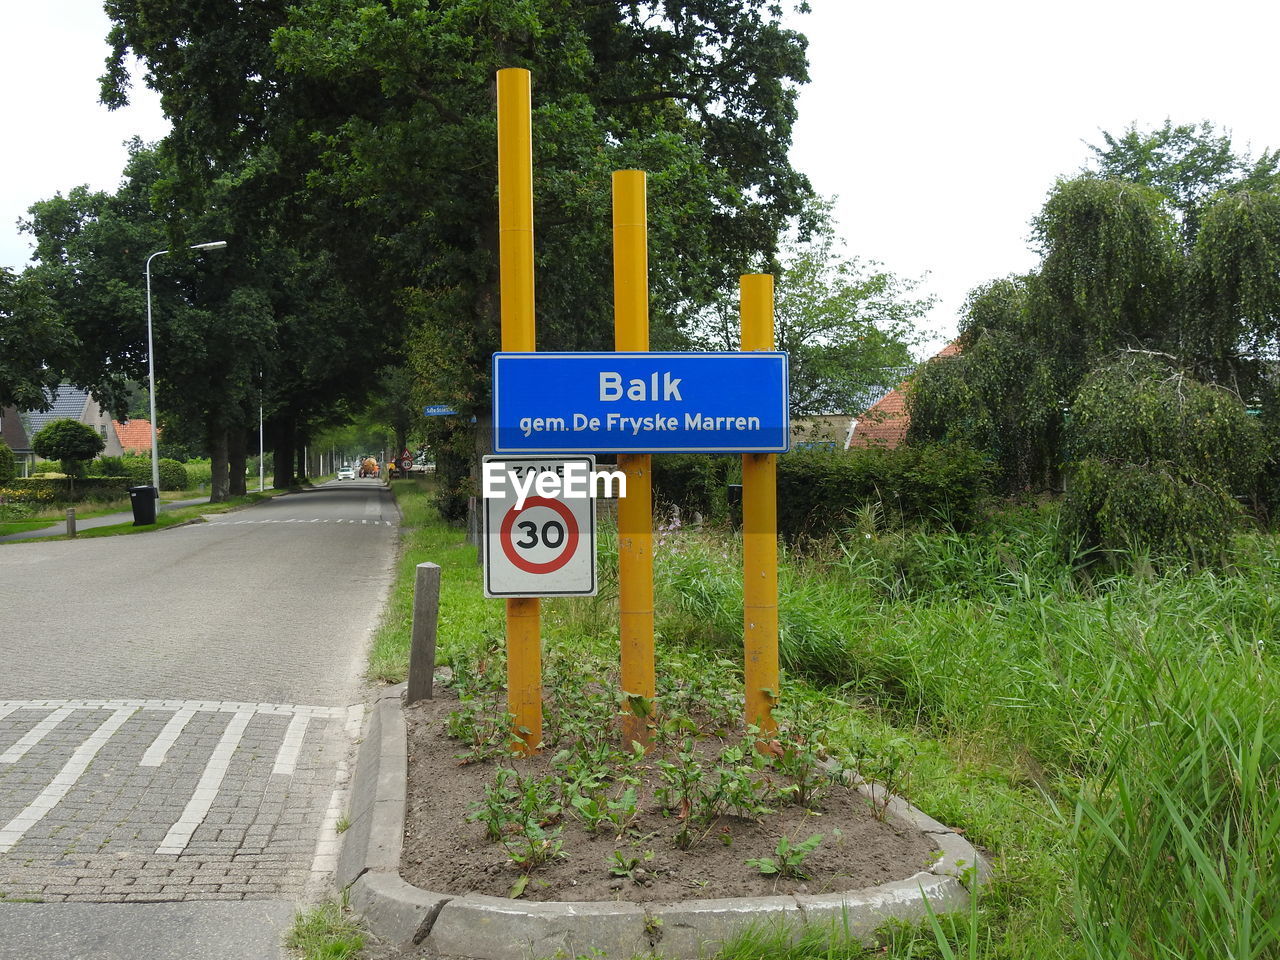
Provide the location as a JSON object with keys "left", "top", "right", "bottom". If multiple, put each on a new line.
{"left": 0, "top": 707, "right": 137, "bottom": 853}
{"left": 0, "top": 706, "right": 76, "bottom": 763}
{"left": 272, "top": 713, "right": 311, "bottom": 777}
{"left": 140, "top": 706, "right": 198, "bottom": 767}
{"left": 156, "top": 710, "right": 254, "bottom": 855}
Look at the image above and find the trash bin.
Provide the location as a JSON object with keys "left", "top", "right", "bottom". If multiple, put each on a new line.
{"left": 128, "top": 485, "right": 158, "bottom": 526}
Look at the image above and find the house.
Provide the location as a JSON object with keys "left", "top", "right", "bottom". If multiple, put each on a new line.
{"left": 18, "top": 385, "right": 126, "bottom": 466}
{"left": 112, "top": 419, "right": 156, "bottom": 455}
{"left": 0, "top": 406, "right": 33, "bottom": 477}
{"left": 847, "top": 342, "right": 961, "bottom": 450}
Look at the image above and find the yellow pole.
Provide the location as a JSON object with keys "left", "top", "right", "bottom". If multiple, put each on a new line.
{"left": 613, "top": 170, "right": 655, "bottom": 749}
{"left": 740, "top": 274, "right": 779, "bottom": 737}
{"left": 497, "top": 67, "right": 541, "bottom": 754}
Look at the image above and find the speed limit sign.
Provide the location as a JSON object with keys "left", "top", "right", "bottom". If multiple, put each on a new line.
{"left": 482, "top": 456, "right": 597, "bottom": 598}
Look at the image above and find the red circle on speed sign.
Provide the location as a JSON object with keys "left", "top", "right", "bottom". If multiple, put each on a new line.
{"left": 500, "top": 497, "right": 580, "bottom": 575}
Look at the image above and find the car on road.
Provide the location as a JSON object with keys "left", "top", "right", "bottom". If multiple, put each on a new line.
{"left": 337, "top": 466, "right": 356, "bottom": 481}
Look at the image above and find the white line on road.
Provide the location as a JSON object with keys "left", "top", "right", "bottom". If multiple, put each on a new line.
{"left": 0, "top": 706, "right": 76, "bottom": 764}
{"left": 156, "top": 710, "right": 254, "bottom": 855}
{"left": 0, "top": 706, "right": 138, "bottom": 853}
{"left": 271, "top": 713, "right": 310, "bottom": 777}
{"left": 139, "top": 706, "right": 199, "bottom": 767}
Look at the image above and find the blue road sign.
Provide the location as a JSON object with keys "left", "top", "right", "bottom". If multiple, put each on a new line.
{"left": 492, "top": 352, "right": 789, "bottom": 454}
{"left": 423, "top": 405, "right": 459, "bottom": 416}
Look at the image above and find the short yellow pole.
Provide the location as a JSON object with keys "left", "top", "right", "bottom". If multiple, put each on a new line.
{"left": 497, "top": 67, "right": 541, "bottom": 754}
{"left": 740, "top": 274, "right": 779, "bottom": 736}
{"left": 613, "top": 170, "right": 655, "bottom": 749}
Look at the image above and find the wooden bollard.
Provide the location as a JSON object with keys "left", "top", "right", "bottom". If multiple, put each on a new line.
{"left": 406, "top": 562, "right": 441, "bottom": 704}
{"left": 66, "top": 507, "right": 77, "bottom": 538}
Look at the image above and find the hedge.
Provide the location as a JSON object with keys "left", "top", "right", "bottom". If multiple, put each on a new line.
{"left": 651, "top": 443, "right": 993, "bottom": 540}
{"left": 776, "top": 443, "right": 993, "bottom": 539}
{"left": 0, "top": 477, "right": 131, "bottom": 503}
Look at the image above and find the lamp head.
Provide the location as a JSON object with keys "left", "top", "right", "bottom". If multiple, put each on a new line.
{"left": 191, "top": 241, "right": 228, "bottom": 251}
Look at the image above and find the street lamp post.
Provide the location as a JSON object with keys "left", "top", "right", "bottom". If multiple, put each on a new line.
{"left": 145, "top": 240, "right": 228, "bottom": 494}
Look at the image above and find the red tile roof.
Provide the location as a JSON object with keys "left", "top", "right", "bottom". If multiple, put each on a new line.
{"left": 847, "top": 342, "right": 961, "bottom": 450}
{"left": 112, "top": 420, "right": 155, "bottom": 454}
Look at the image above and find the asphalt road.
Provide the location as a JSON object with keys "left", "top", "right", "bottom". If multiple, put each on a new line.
{"left": 0, "top": 479, "right": 398, "bottom": 959}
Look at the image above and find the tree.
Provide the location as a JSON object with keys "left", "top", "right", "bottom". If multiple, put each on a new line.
{"left": 31, "top": 419, "right": 105, "bottom": 486}
{"left": 100, "top": 1, "right": 816, "bottom": 500}
{"left": 695, "top": 198, "right": 927, "bottom": 418}
{"left": 0, "top": 441, "right": 15, "bottom": 486}
{"left": 1062, "top": 354, "right": 1264, "bottom": 563}
{"left": 0, "top": 268, "right": 75, "bottom": 412}
{"left": 1088, "top": 120, "right": 1280, "bottom": 242}
{"left": 910, "top": 122, "right": 1280, "bottom": 502}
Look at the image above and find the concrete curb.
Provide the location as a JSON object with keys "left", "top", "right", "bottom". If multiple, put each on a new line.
{"left": 340, "top": 689, "right": 988, "bottom": 959}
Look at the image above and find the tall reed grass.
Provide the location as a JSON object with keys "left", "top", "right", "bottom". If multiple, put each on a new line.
{"left": 651, "top": 502, "right": 1280, "bottom": 959}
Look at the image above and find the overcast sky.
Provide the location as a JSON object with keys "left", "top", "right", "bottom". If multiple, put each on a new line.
{"left": 4, "top": 0, "right": 1279, "bottom": 354}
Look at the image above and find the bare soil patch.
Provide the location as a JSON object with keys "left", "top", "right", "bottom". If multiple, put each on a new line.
{"left": 399, "top": 685, "right": 939, "bottom": 904}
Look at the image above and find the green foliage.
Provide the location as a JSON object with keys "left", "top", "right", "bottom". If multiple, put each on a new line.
{"left": 0, "top": 440, "right": 15, "bottom": 485}
{"left": 1072, "top": 655, "right": 1280, "bottom": 960}
{"left": 0, "top": 267, "right": 74, "bottom": 412}
{"left": 776, "top": 444, "right": 993, "bottom": 541}
{"left": 30, "top": 419, "right": 105, "bottom": 478}
{"left": 694, "top": 196, "right": 927, "bottom": 416}
{"left": 1063, "top": 356, "right": 1264, "bottom": 563}
{"left": 1088, "top": 119, "right": 1280, "bottom": 241}
{"left": 652, "top": 454, "right": 737, "bottom": 520}
{"left": 1, "top": 477, "right": 129, "bottom": 503}
{"left": 92, "top": 456, "right": 129, "bottom": 477}
{"left": 157, "top": 458, "right": 189, "bottom": 492}
{"left": 911, "top": 123, "right": 1280, "bottom": 498}
{"left": 746, "top": 833, "right": 824, "bottom": 880}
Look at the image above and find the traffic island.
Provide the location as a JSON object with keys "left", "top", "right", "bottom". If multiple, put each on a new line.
{"left": 338, "top": 685, "right": 988, "bottom": 960}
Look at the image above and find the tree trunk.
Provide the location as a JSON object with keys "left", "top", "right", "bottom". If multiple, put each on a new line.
{"left": 209, "top": 424, "right": 230, "bottom": 503}
{"left": 228, "top": 428, "right": 248, "bottom": 497}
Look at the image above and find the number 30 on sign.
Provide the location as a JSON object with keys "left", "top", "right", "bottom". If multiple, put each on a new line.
{"left": 482, "top": 456, "right": 598, "bottom": 598}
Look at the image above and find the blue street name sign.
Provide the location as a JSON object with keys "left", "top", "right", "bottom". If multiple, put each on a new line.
{"left": 423, "top": 405, "right": 459, "bottom": 416}
{"left": 492, "top": 352, "right": 789, "bottom": 454}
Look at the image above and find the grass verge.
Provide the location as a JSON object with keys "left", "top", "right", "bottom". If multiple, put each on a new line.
{"left": 367, "top": 478, "right": 501, "bottom": 683}
{"left": 372, "top": 486, "right": 1280, "bottom": 959}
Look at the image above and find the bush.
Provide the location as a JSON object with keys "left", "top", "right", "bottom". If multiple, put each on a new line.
{"left": 0, "top": 440, "right": 14, "bottom": 485}
{"left": 776, "top": 442, "right": 993, "bottom": 541}
{"left": 0, "top": 477, "right": 129, "bottom": 503}
{"left": 123, "top": 456, "right": 152, "bottom": 485}
{"left": 30, "top": 418, "right": 105, "bottom": 477}
{"left": 651, "top": 454, "right": 737, "bottom": 519}
{"left": 93, "top": 456, "right": 129, "bottom": 477}
{"left": 1063, "top": 355, "right": 1265, "bottom": 563}
{"left": 158, "top": 458, "right": 189, "bottom": 492}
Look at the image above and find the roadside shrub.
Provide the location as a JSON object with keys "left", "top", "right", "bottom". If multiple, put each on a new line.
{"left": 776, "top": 442, "right": 993, "bottom": 541}
{"left": 0, "top": 440, "right": 14, "bottom": 485}
{"left": 93, "top": 455, "right": 129, "bottom": 477}
{"left": 157, "top": 458, "right": 189, "bottom": 491}
{"left": 1063, "top": 355, "right": 1264, "bottom": 564}
{"left": 182, "top": 458, "right": 212, "bottom": 490}
{"left": 1, "top": 477, "right": 129, "bottom": 503}
{"left": 652, "top": 454, "right": 737, "bottom": 519}
{"left": 123, "top": 456, "right": 151, "bottom": 485}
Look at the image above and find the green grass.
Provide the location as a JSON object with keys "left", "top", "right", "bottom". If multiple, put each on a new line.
{"left": 0, "top": 490, "right": 286, "bottom": 542}
{"left": 366, "top": 478, "right": 501, "bottom": 683}
{"left": 372, "top": 487, "right": 1280, "bottom": 960}
{"left": 285, "top": 899, "right": 365, "bottom": 959}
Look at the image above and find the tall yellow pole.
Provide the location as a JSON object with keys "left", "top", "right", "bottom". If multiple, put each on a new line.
{"left": 613, "top": 170, "right": 655, "bottom": 749}
{"left": 740, "top": 274, "right": 779, "bottom": 736}
{"left": 497, "top": 67, "right": 541, "bottom": 754}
